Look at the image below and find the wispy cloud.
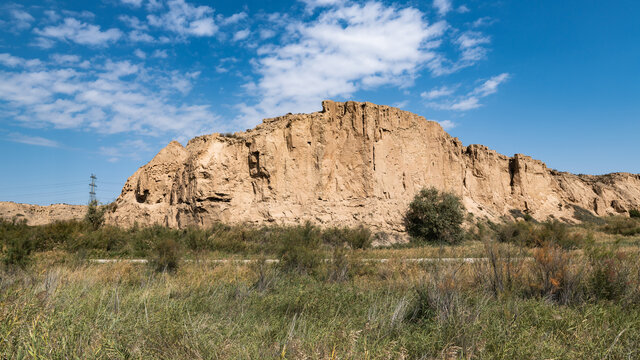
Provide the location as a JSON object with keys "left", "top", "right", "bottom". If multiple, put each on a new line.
{"left": 232, "top": 29, "right": 250, "bottom": 41}
{"left": 7, "top": 133, "right": 60, "bottom": 147}
{"left": 34, "top": 18, "right": 123, "bottom": 46}
{"left": 120, "top": 0, "right": 144, "bottom": 7}
{"left": 436, "top": 119, "right": 456, "bottom": 130}
{"left": 10, "top": 9, "right": 35, "bottom": 30}
{"left": 433, "top": 0, "right": 452, "bottom": 16}
{"left": 428, "top": 73, "right": 510, "bottom": 111}
{"left": 0, "top": 53, "right": 42, "bottom": 68}
{"left": 147, "top": 0, "right": 218, "bottom": 37}
{"left": 421, "top": 85, "right": 455, "bottom": 100}
{"left": 100, "top": 139, "right": 151, "bottom": 162}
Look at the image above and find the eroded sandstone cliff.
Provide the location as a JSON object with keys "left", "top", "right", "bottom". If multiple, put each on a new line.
{"left": 105, "top": 100, "right": 640, "bottom": 234}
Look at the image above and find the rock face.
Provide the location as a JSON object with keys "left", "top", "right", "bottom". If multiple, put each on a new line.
{"left": 0, "top": 201, "right": 86, "bottom": 225}
{"left": 106, "top": 100, "right": 640, "bottom": 234}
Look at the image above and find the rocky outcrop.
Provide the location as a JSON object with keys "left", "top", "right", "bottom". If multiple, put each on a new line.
{"left": 105, "top": 100, "right": 640, "bottom": 234}
{"left": 0, "top": 201, "right": 86, "bottom": 225}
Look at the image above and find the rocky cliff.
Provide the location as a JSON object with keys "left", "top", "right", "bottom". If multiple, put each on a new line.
{"left": 106, "top": 100, "right": 640, "bottom": 234}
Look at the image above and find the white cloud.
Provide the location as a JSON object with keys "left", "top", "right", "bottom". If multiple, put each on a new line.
{"left": 119, "top": 15, "right": 148, "bottom": 30}
{"left": 10, "top": 9, "right": 35, "bottom": 30}
{"left": 147, "top": 0, "right": 218, "bottom": 37}
{"left": 0, "top": 54, "right": 217, "bottom": 138}
{"left": 134, "top": 49, "right": 146, "bottom": 59}
{"left": 433, "top": 0, "right": 452, "bottom": 16}
{"left": 0, "top": 53, "right": 41, "bottom": 68}
{"left": 428, "top": 73, "right": 509, "bottom": 111}
{"left": 300, "top": 0, "right": 341, "bottom": 11}
{"left": 456, "top": 31, "right": 491, "bottom": 62}
{"left": 32, "top": 37, "right": 56, "bottom": 49}
{"left": 426, "top": 29, "right": 491, "bottom": 76}
{"left": 128, "top": 30, "right": 155, "bottom": 42}
{"left": 152, "top": 49, "right": 168, "bottom": 58}
{"left": 7, "top": 133, "right": 60, "bottom": 147}
{"left": 472, "top": 73, "right": 509, "bottom": 97}
{"left": 449, "top": 97, "right": 480, "bottom": 111}
{"left": 421, "top": 85, "right": 454, "bottom": 100}
{"left": 120, "top": 0, "right": 144, "bottom": 7}
{"left": 436, "top": 119, "right": 456, "bottom": 130}
{"left": 392, "top": 100, "right": 409, "bottom": 108}
{"left": 457, "top": 5, "right": 470, "bottom": 13}
{"left": 44, "top": 10, "right": 61, "bottom": 22}
{"left": 472, "top": 17, "right": 496, "bottom": 28}
{"left": 35, "top": 18, "right": 123, "bottom": 46}
{"left": 233, "top": 29, "right": 250, "bottom": 41}
{"left": 219, "top": 12, "right": 247, "bottom": 25}
{"left": 238, "top": 1, "right": 447, "bottom": 126}
{"left": 259, "top": 29, "right": 276, "bottom": 39}
{"left": 50, "top": 54, "right": 80, "bottom": 65}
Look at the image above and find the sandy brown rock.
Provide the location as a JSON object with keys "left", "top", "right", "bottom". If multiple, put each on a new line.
{"left": 0, "top": 201, "right": 86, "bottom": 225}
{"left": 104, "top": 100, "right": 640, "bottom": 235}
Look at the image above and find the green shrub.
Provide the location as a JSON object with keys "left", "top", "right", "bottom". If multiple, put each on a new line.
{"left": 3, "top": 236, "right": 33, "bottom": 268}
{"left": 321, "top": 225, "right": 372, "bottom": 249}
{"left": 497, "top": 220, "right": 591, "bottom": 249}
{"left": 586, "top": 248, "right": 630, "bottom": 301}
{"left": 630, "top": 209, "right": 640, "bottom": 219}
{"left": 404, "top": 187, "right": 465, "bottom": 244}
{"left": 601, "top": 216, "right": 640, "bottom": 236}
{"left": 277, "top": 223, "right": 321, "bottom": 274}
{"left": 85, "top": 200, "right": 105, "bottom": 230}
{"left": 151, "top": 238, "right": 180, "bottom": 273}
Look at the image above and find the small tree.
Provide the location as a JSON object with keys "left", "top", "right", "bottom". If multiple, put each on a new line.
{"left": 404, "top": 187, "right": 465, "bottom": 244}
{"left": 630, "top": 209, "right": 640, "bottom": 219}
{"left": 85, "top": 200, "right": 105, "bottom": 230}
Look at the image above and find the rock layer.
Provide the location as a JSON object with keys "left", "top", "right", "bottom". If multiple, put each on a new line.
{"left": 106, "top": 100, "right": 640, "bottom": 233}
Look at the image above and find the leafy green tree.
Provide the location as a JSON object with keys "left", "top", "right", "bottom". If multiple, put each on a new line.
{"left": 404, "top": 187, "right": 465, "bottom": 244}
{"left": 85, "top": 200, "right": 105, "bottom": 230}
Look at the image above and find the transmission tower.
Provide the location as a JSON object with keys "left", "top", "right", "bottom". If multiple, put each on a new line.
{"left": 89, "top": 174, "right": 97, "bottom": 204}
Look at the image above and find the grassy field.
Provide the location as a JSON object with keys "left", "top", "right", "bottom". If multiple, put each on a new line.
{"left": 1, "top": 216, "right": 640, "bottom": 359}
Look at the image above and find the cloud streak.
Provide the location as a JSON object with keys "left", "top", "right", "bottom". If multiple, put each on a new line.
{"left": 7, "top": 132, "right": 60, "bottom": 147}
{"left": 428, "top": 73, "right": 510, "bottom": 111}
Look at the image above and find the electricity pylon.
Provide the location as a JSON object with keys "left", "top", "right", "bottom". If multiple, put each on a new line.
{"left": 89, "top": 174, "right": 97, "bottom": 204}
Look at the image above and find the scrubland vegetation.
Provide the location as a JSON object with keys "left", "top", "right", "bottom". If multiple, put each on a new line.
{"left": 2, "top": 194, "right": 640, "bottom": 358}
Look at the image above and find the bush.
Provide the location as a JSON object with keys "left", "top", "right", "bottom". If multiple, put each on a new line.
{"left": 3, "top": 236, "right": 33, "bottom": 269}
{"left": 151, "top": 238, "right": 180, "bottom": 272}
{"left": 321, "top": 225, "right": 372, "bottom": 249}
{"left": 277, "top": 222, "right": 321, "bottom": 274}
{"left": 630, "top": 209, "right": 640, "bottom": 219}
{"left": 85, "top": 200, "right": 105, "bottom": 230}
{"left": 586, "top": 248, "right": 631, "bottom": 301}
{"left": 601, "top": 216, "right": 640, "bottom": 236}
{"left": 404, "top": 187, "right": 465, "bottom": 244}
{"left": 497, "top": 220, "right": 592, "bottom": 249}
{"left": 529, "top": 244, "right": 583, "bottom": 304}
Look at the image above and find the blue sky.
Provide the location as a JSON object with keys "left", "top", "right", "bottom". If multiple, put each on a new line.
{"left": 1, "top": 0, "right": 638, "bottom": 205}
